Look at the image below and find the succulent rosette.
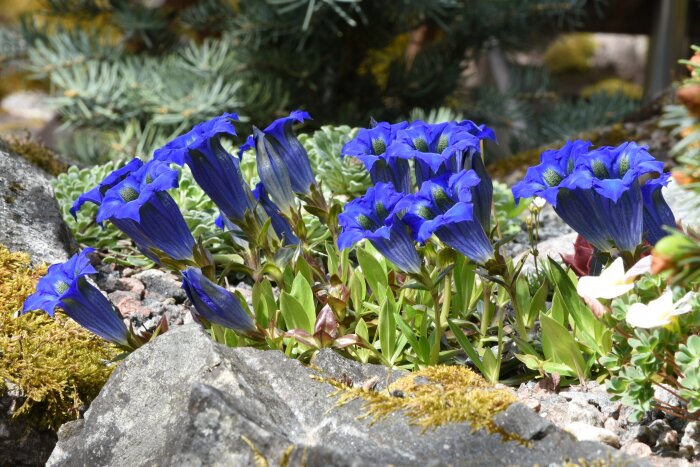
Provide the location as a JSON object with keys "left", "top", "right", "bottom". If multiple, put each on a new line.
{"left": 396, "top": 170, "right": 494, "bottom": 264}
{"left": 341, "top": 121, "right": 411, "bottom": 193}
{"left": 96, "top": 160, "right": 195, "bottom": 263}
{"left": 154, "top": 113, "right": 256, "bottom": 222}
{"left": 239, "top": 110, "right": 316, "bottom": 195}
{"left": 512, "top": 141, "right": 671, "bottom": 253}
{"left": 22, "top": 249, "right": 136, "bottom": 349}
{"left": 337, "top": 182, "right": 422, "bottom": 274}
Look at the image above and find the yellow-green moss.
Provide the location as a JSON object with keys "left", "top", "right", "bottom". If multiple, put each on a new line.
{"left": 544, "top": 33, "right": 596, "bottom": 74}
{"left": 0, "top": 245, "right": 118, "bottom": 430}
{"left": 5, "top": 136, "right": 69, "bottom": 176}
{"left": 580, "top": 78, "right": 643, "bottom": 101}
{"left": 324, "top": 365, "right": 518, "bottom": 439}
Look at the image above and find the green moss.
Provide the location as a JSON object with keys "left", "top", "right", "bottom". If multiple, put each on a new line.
{"left": 5, "top": 136, "right": 69, "bottom": 176}
{"left": 0, "top": 245, "right": 118, "bottom": 430}
{"left": 544, "top": 33, "right": 596, "bottom": 74}
{"left": 326, "top": 365, "right": 518, "bottom": 439}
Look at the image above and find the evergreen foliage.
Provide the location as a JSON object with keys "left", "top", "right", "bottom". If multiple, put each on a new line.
{"left": 1, "top": 0, "right": 620, "bottom": 163}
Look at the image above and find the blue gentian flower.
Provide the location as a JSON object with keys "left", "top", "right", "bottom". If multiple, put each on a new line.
{"left": 96, "top": 161, "right": 195, "bottom": 263}
{"left": 154, "top": 113, "right": 256, "bottom": 221}
{"left": 392, "top": 120, "right": 495, "bottom": 230}
{"left": 22, "top": 249, "right": 133, "bottom": 348}
{"left": 397, "top": 170, "right": 494, "bottom": 264}
{"left": 512, "top": 141, "right": 666, "bottom": 253}
{"left": 239, "top": 111, "right": 316, "bottom": 194}
{"left": 252, "top": 127, "right": 296, "bottom": 214}
{"left": 641, "top": 174, "right": 676, "bottom": 245}
{"left": 70, "top": 158, "right": 144, "bottom": 219}
{"left": 253, "top": 182, "right": 299, "bottom": 245}
{"left": 341, "top": 121, "right": 412, "bottom": 193}
{"left": 338, "top": 183, "right": 422, "bottom": 274}
{"left": 181, "top": 267, "right": 257, "bottom": 334}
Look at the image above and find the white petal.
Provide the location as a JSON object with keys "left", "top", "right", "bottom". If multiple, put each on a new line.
{"left": 577, "top": 275, "right": 635, "bottom": 299}
{"left": 626, "top": 302, "right": 670, "bottom": 328}
{"left": 600, "top": 257, "right": 627, "bottom": 282}
{"left": 671, "top": 292, "right": 697, "bottom": 316}
{"left": 624, "top": 256, "right": 653, "bottom": 280}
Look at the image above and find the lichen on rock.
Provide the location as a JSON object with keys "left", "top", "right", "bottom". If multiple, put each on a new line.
{"left": 327, "top": 365, "right": 518, "bottom": 437}
{"left": 0, "top": 245, "right": 117, "bottom": 430}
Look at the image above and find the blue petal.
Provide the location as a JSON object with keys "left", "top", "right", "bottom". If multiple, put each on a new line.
{"left": 60, "top": 277, "right": 130, "bottom": 347}
{"left": 181, "top": 268, "right": 257, "bottom": 333}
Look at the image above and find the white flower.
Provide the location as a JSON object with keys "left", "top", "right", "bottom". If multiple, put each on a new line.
{"left": 533, "top": 197, "right": 547, "bottom": 208}
{"left": 626, "top": 291, "right": 696, "bottom": 328}
{"left": 576, "top": 256, "right": 652, "bottom": 300}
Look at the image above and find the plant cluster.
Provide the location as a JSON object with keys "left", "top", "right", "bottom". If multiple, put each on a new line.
{"left": 23, "top": 108, "right": 698, "bottom": 426}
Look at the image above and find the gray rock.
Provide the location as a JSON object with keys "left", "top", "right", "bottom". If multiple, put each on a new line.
{"left": 47, "top": 325, "right": 647, "bottom": 467}
{"left": 133, "top": 269, "right": 187, "bottom": 304}
{"left": 0, "top": 147, "right": 74, "bottom": 466}
{"left": 0, "top": 147, "right": 75, "bottom": 264}
{"left": 564, "top": 421, "right": 621, "bottom": 448}
{"left": 515, "top": 232, "right": 578, "bottom": 276}
{"left": 1, "top": 382, "right": 57, "bottom": 466}
{"left": 680, "top": 421, "right": 700, "bottom": 459}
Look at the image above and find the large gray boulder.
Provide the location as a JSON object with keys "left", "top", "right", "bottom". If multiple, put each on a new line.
{"left": 0, "top": 146, "right": 75, "bottom": 264}
{"left": 1, "top": 146, "right": 75, "bottom": 466}
{"left": 48, "top": 325, "right": 646, "bottom": 466}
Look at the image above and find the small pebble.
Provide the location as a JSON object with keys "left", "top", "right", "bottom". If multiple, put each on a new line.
{"left": 564, "top": 421, "right": 621, "bottom": 448}
{"left": 621, "top": 441, "right": 653, "bottom": 458}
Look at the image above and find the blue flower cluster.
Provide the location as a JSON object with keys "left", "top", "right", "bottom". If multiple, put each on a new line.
{"left": 512, "top": 141, "right": 676, "bottom": 253}
{"left": 53, "top": 110, "right": 314, "bottom": 343}
{"left": 339, "top": 119, "right": 496, "bottom": 270}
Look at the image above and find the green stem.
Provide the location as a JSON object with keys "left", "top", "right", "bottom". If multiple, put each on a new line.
{"left": 481, "top": 281, "right": 493, "bottom": 337}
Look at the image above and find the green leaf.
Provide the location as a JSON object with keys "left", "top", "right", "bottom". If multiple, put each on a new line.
{"left": 252, "top": 279, "right": 276, "bottom": 328}
{"left": 354, "top": 318, "right": 371, "bottom": 363}
{"left": 357, "top": 245, "right": 388, "bottom": 300}
{"left": 482, "top": 347, "right": 499, "bottom": 384}
{"left": 280, "top": 291, "right": 313, "bottom": 333}
{"left": 540, "top": 312, "right": 587, "bottom": 382}
{"left": 453, "top": 256, "right": 475, "bottom": 315}
{"left": 547, "top": 258, "right": 607, "bottom": 355}
{"left": 349, "top": 270, "right": 366, "bottom": 315}
{"left": 528, "top": 280, "right": 548, "bottom": 327}
{"left": 448, "top": 319, "right": 487, "bottom": 377}
{"left": 378, "top": 294, "right": 397, "bottom": 359}
{"left": 290, "top": 273, "right": 315, "bottom": 327}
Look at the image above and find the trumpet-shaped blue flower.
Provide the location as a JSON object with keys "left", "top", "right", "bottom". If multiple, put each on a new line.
{"left": 641, "top": 174, "right": 676, "bottom": 244}
{"left": 70, "top": 158, "right": 144, "bottom": 220}
{"left": 97, "top": 161, "right": 195, "bottom": 263}
{"left": 341, "top": 121, "right": 411, "bottom": 193}
{"left": 392, "top": 120, "right": 495, "bottom": 230}
{"left": 154, "top": 113, "right": 256, "bottom": 221}
{"left": 253, "top": 182, "right": 299, "bottom": 245}
{"left": 512, "top": 141, "right": 666, "bottom": 252}
{"left": 397, "top": 170, "right": 494, "bottom": 264}
{"left": 22, "top": 249, "right": 133, "bottom": 348}
{"left": 181, "top": 267, "right": 257, "bottom": 334}
{"left": 239, "top": 111, "right": 316, "bottom": 194}
{"left": 252, "top": 127, "right": 296, "bottom": 213}
{"left": 338, "top": 183, "right": 422, "bottom": 274}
